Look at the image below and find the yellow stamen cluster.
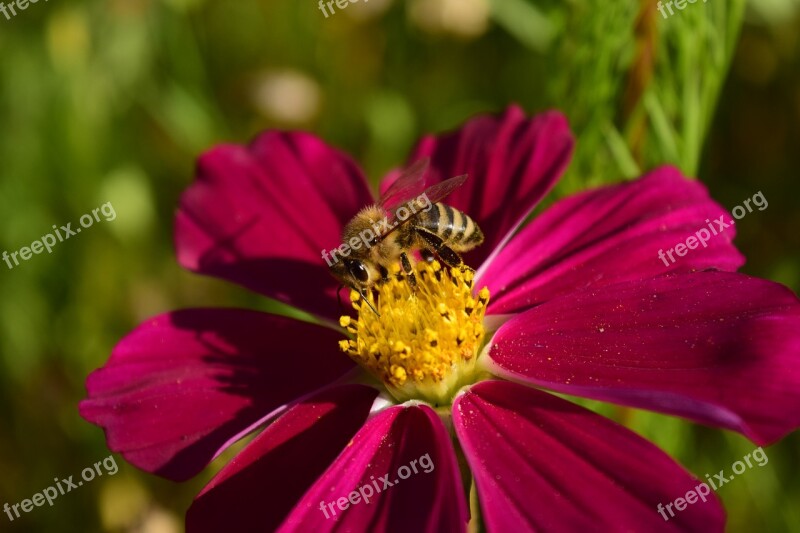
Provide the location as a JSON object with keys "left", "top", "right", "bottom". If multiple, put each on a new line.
{"left": 339, "top": 261, "right": 490, "bottom": 404}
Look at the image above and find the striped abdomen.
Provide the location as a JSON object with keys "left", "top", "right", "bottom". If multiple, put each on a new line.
{"left": 416, "top": 203, "right": 484, "bottom": 252}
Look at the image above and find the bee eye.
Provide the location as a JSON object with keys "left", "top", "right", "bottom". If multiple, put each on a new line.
{"left": 348, "top": 261, "right": 369, "bottom": 282}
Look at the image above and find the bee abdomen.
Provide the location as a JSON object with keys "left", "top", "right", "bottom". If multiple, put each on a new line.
{"left": 418, "top": 203, "right": 484, "bottom": 251}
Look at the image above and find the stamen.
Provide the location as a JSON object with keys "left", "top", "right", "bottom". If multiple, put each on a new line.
{"left": 339, "top": 261, "right": 490, "bottom": 404}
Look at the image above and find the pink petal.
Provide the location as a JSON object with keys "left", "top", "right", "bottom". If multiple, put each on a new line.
{"left": 485, "top": 271, "right": 800, "bottom": 445}
{"left": 175, "top": 131, "right": 375, "bottom": 320}
{"left": 387, "top": 106, "right": 573, "bottom": 269}
{"left": 79, "top": 309, "right": 354, "bottom": 481}
{"left": 186, "top": 384, "right": 379, "bottom": 533}
{"left": 453, "top": 380, "right": 725, "bottom": 532}
{"left": 278, "top": 404, "right": 468, "bottom": 533}
{"left": 480, "top": 167, "right": 745, "bottom": 315}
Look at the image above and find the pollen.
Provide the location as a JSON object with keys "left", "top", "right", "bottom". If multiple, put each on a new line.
{"left": 339, "top": 261, "right": 490, "bottom": 404}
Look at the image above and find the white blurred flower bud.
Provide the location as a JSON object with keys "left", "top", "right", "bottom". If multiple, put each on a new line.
{"left": 251, "top": 70, "right": 322, "bottom": 125}
{"left": 408, "top": 0, "right": 491, "bottom": 38}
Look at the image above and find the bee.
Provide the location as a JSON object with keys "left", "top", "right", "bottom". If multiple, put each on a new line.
{"left": 329, "top": 158, "right": 484, "bottom": 314}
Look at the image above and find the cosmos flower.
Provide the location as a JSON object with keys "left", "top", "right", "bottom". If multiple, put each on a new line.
{"left": 80, "top": 106, "right": 800, "bottom": 532}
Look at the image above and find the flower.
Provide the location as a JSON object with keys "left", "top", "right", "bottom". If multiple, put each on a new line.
{"left": 80, "top": 106, "right": 800, "bottom": 532}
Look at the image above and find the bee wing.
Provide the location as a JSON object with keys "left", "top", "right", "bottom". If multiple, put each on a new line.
{"left": 377, "top": 173, "right": 469, "bottom": 242}
{"left": 379, "top": 158, "right": 468, "bottom": 214}
{"left": 414, "top": 173, "right": 468, "bottom": 206}
{"left": 377, "top": 158, "right": 430, "bottom": 213}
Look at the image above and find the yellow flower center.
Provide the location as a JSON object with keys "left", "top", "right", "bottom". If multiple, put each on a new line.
{"left": 339, "top": 261, "right": 490, "bottom": 405}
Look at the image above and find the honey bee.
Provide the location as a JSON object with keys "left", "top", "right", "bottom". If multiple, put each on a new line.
{"left": 329, "top": 158, "right": 484, "bottom": 313}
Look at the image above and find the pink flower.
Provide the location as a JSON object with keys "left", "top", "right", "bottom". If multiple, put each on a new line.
{"left": 80, "top": 106, "right": 800, "bottom": 532}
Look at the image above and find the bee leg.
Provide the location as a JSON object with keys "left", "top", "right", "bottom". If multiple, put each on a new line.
{"left": 415, "top": 228, "right": 463, "bottom": 269}
{"left": 379, "top": 265, "right": 390, "bottom": 283}
{"left": 421, "top": 249, "right": 436, "bottom": 263}
{"left": 400, "top": 252, "right": 417, "bottom": 289}
{"left": 436, "top": 245, "right": 463, "bottom": 269}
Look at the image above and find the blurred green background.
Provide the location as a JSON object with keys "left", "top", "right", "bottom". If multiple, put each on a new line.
{"left": 1, "top": 0, "right": 799, "bottom": 531}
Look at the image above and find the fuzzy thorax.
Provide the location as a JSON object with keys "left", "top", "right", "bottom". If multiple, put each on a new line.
{"left": 339, "top": 261, "right": 490, "bottom": 404}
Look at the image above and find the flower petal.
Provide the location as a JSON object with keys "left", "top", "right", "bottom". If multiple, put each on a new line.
{"left": 453, "top": 380, "right": 725, "bottom": 532}
{"left": 480, "top": 167, "right": 745, "bottom": 315}
{"left": 175, "top": 131, "right": 375, "bottom": 320}
{"left": 485, "top": 271, "right": 800, "bottom": 445}
{"left": 186, "top": 384, "right": 379, "bottom": 533}
{"left": 391, "top": 106, "right": 573, "bottom": 269}
{"left": 79, "top": 308, "right": 354, "bottom": 481}
{"left": 278, "top": 403, "right": 469, "bottom": 532}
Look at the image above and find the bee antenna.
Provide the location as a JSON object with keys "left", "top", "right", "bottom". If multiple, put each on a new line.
{"left": 360, "top": 289, "right": 381, "bottom": 318}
